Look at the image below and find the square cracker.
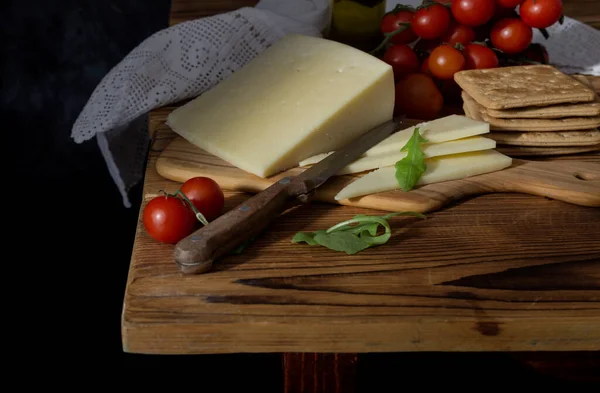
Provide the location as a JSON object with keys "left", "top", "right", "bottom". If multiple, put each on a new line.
{"left": 484, "top": 75, "right": 600, "bottom": 119}
{"left": 461, "top": 91, "right": 600, "bottom": 131}
{"left": 454, "top": 65, "right": 596, "bottom": 110}
{"left": 488, "top": 130, "right": 600, "bottom": 146}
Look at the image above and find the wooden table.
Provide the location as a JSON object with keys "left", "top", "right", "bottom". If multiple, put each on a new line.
{"left": 122, "top": 0, "right": 600, "bottom": 387}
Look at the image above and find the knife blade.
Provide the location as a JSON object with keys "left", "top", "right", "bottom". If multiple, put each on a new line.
{"left": 173, "top": 116, "right": 407, "bottom": 274}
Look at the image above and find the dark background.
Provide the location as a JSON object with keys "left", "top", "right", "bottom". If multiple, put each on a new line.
{"left": 3, "top": 0, "right": 598, "bottom": 385}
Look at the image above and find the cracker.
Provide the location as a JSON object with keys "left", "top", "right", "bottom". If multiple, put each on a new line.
{"left": 454, "top": 65, "right": 596, "bottom": 110}
{"left": 488, "top": 130, "right": 600, "bottom": 146}
{"left": 496, "top": 144, "right": 600, "bottom": 156}
{"left": 461, "top": 91, "right": 600, "bottom": 131}
{"left": 483, "top": 76, "right": 600, "bottom": 119}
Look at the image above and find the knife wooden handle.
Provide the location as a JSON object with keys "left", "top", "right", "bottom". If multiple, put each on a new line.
{"left": 174, "top": 177, "right": 308, "bottom": 274}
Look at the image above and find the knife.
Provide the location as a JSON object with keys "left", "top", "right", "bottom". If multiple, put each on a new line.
{"left": 173, "top": 116, "right": 407, "bottom": 274}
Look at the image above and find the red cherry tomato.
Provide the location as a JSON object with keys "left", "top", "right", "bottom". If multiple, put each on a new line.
{"left": 143, "top": 195, "right": 197, "bottom": 244}
{"left": 179, "top": 176, "right": 225, "bottom": 222}
{"left": 520, "top": 0, "right": 563, "bottom": 29}
{"left": 441, "top": 21, "right": 476, "bottom": 46}
{"left": 496, "top": 0, "right": 523, "bottom": 7}
{"left": 383, "top": 44, "right": 420, "bottom": 81}
{"left": 411, "top": 4, "right": 451, "bottom": 40}
{"left": 380, "top": 9, "right": 418, "bottom": 45}
{"left": 451, "top": 0, "right": 496, "bottom": 27}
{"left": 394, "top": 73, "right": 444, "bottom": 120}
{"left": 462, "top": 43, "right": 499, "bottom": 69}
{"left": 490, "top": 17, "right": 533, "bottom": 54}
{"left": 428, "top": 45, "right": 466, "bottom": 80}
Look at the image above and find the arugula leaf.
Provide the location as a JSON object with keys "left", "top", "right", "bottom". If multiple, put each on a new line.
{"left": 394, "top": 127, "right": 428, "bottom": 192}
{"left": 291, "top": 230, "right": 326, "bottom": 246}
{"left": 314, "top": 231, "right": 371, "bottom": 255}
{"left": 292, "top": 211, "right": 425, "bottom": 255}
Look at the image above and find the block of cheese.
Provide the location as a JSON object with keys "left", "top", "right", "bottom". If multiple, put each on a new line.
{"left": 166, "top": 34, "right": 395, "bottom": 178}
{"left": 302, "top": 135, "right": 496, "bottom": 174}
{"left": 334, "top": 150, "right": 512, "bottom": 200}
{"left": 299, "top": 114, "right": 489, "bottom": 166}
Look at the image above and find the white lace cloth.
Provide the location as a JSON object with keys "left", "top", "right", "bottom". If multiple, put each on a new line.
{"left": 71, "top": 0, "right": 599, "bottom": 207}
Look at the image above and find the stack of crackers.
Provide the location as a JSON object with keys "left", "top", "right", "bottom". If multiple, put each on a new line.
{"left": 454, "top": 65, "right": 600, "bottom": 156}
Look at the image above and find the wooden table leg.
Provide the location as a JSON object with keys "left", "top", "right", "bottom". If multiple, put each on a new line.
{"left": 283, "top": 353, "right": 358, "bottom": 393}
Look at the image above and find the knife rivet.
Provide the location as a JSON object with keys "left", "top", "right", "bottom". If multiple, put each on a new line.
{"left": 191, "top": 235, "right": 201, "bottom": 242}
{"left": 279, "top": 177, "right": 291, "bottom": 184}
{"left": 239, "top": 205, "right": 251, "bottom": 212}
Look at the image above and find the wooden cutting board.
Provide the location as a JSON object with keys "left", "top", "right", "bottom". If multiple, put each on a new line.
{"left": 156, "top": 136, "right": 600, "bottom": 212}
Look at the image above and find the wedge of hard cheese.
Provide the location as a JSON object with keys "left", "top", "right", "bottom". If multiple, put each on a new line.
{"left": 300, "top": 114, "right": 490, "bottom": 166}
{"left": 311, "top": 135, "right": 496, "bottom": 175}
{"left": 166, "top": 34, "right": 395, "bottom": 178}
{"left": 335, "top": 150, "right": 512, "bottom": 201}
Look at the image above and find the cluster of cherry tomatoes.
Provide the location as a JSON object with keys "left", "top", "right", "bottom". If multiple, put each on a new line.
{"left": 143, "top": 176, "right": 225, "bottom": 244}
{"left": 377, "top": 0, "right": 562, "bottom": 119}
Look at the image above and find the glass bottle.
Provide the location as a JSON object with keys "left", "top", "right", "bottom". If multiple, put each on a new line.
{"left": 327, "top": 0, "right": 387, "bottom": 52}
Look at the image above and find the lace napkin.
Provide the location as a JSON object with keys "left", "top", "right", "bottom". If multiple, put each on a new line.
{"left": 71, "top": 0, "right": 599, "bottom": 207}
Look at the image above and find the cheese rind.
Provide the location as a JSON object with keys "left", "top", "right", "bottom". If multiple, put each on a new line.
{"left": 300, "top": 114, "right": 490, "bottom": 166}
{"left": 166, "top": 34, "right": 395, "bottom": 178}
{"left": 302, "top": 136, "right": 496, "bottom": 174}
{"left": 334, "top": 150, "right": 513, "bottom": 200}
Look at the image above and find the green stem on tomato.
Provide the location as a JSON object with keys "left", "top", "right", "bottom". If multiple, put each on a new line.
{"left": 174, "top": 189, "right": 210, "bottom": 226}
{"left": 369, "top": 23, "right": 411, "bottom": 55}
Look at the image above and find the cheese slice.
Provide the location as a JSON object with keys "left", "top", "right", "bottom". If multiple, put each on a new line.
{"left": 166, "top": 34, "right": 395, "bottom": 178}
{"left": 334, "top": 150, "right": 512, "bottom": 200}
{"left": 304, "top": 135, "right": 496, "bottom": 175}
{"left": 299, "top": 114, "right": 489, "bottom": 166}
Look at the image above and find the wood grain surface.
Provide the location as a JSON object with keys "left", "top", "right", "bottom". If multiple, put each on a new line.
{"left": 122, "top": 1, "right": 600, "bottom": 356}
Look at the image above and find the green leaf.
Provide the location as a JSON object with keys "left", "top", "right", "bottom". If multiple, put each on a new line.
{"left": 314, "top": 231, "right": 371, "bottom": 255}
{"left": 395, "top": 128, "right": 428, "bottom": 192}
{"left": 291, "top": 211, "right": 426, "bottom": 255}
{"left": 292, "top": 230, "right": 326, "bottom": 246}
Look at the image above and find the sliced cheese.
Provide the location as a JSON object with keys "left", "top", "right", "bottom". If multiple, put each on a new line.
{"left": 166, "top": 34, "right": 395, "bottom": 178}
{"left": 334, "top": 149, "right": 512, "bottom": 200}
{"left": 306, "top": 135, "right": 496, "bottom": 175}
{"left": 299, "top": 114, "right": 489, "bottom": 166}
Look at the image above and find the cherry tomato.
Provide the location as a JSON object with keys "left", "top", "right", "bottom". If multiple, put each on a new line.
{"left": 383, "top": 44, "right": 420, "bottom": 81}
{"left": 520, "top": 0, "right": 563, "bottom": 29}
{"left": 441, "top": 21, "right": 476, "bottom": 46}
{"left": 490, "top": 17, "right": 533, "bottom": 54}
{"left": 496, "top": 0, "right": 523, "bottom": 7}
{"left": 143, "top": 195, "right": 197, "bottom": 244}
{"left": 380, "top": 9, "right": 418, "bottom": 45}
{"left": 394, "top": 73, "right": 444, "bottom": 120}
{"left": 433, "top": 0, "right": 452, "bottom": 3}
{"left": 179, "top": 176, "right": 225, "bottom": 222}
{"left": 451, "top": 0, "right": 496, "bottom": 27}
{"left": 411, "top": 4, "right": 451, "bottom": 40}
{"left": 462, "top": 43, "right": 499, "bottom": 69}
{"left": 428, "top": 45, "right": 466, "bottom": 80}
